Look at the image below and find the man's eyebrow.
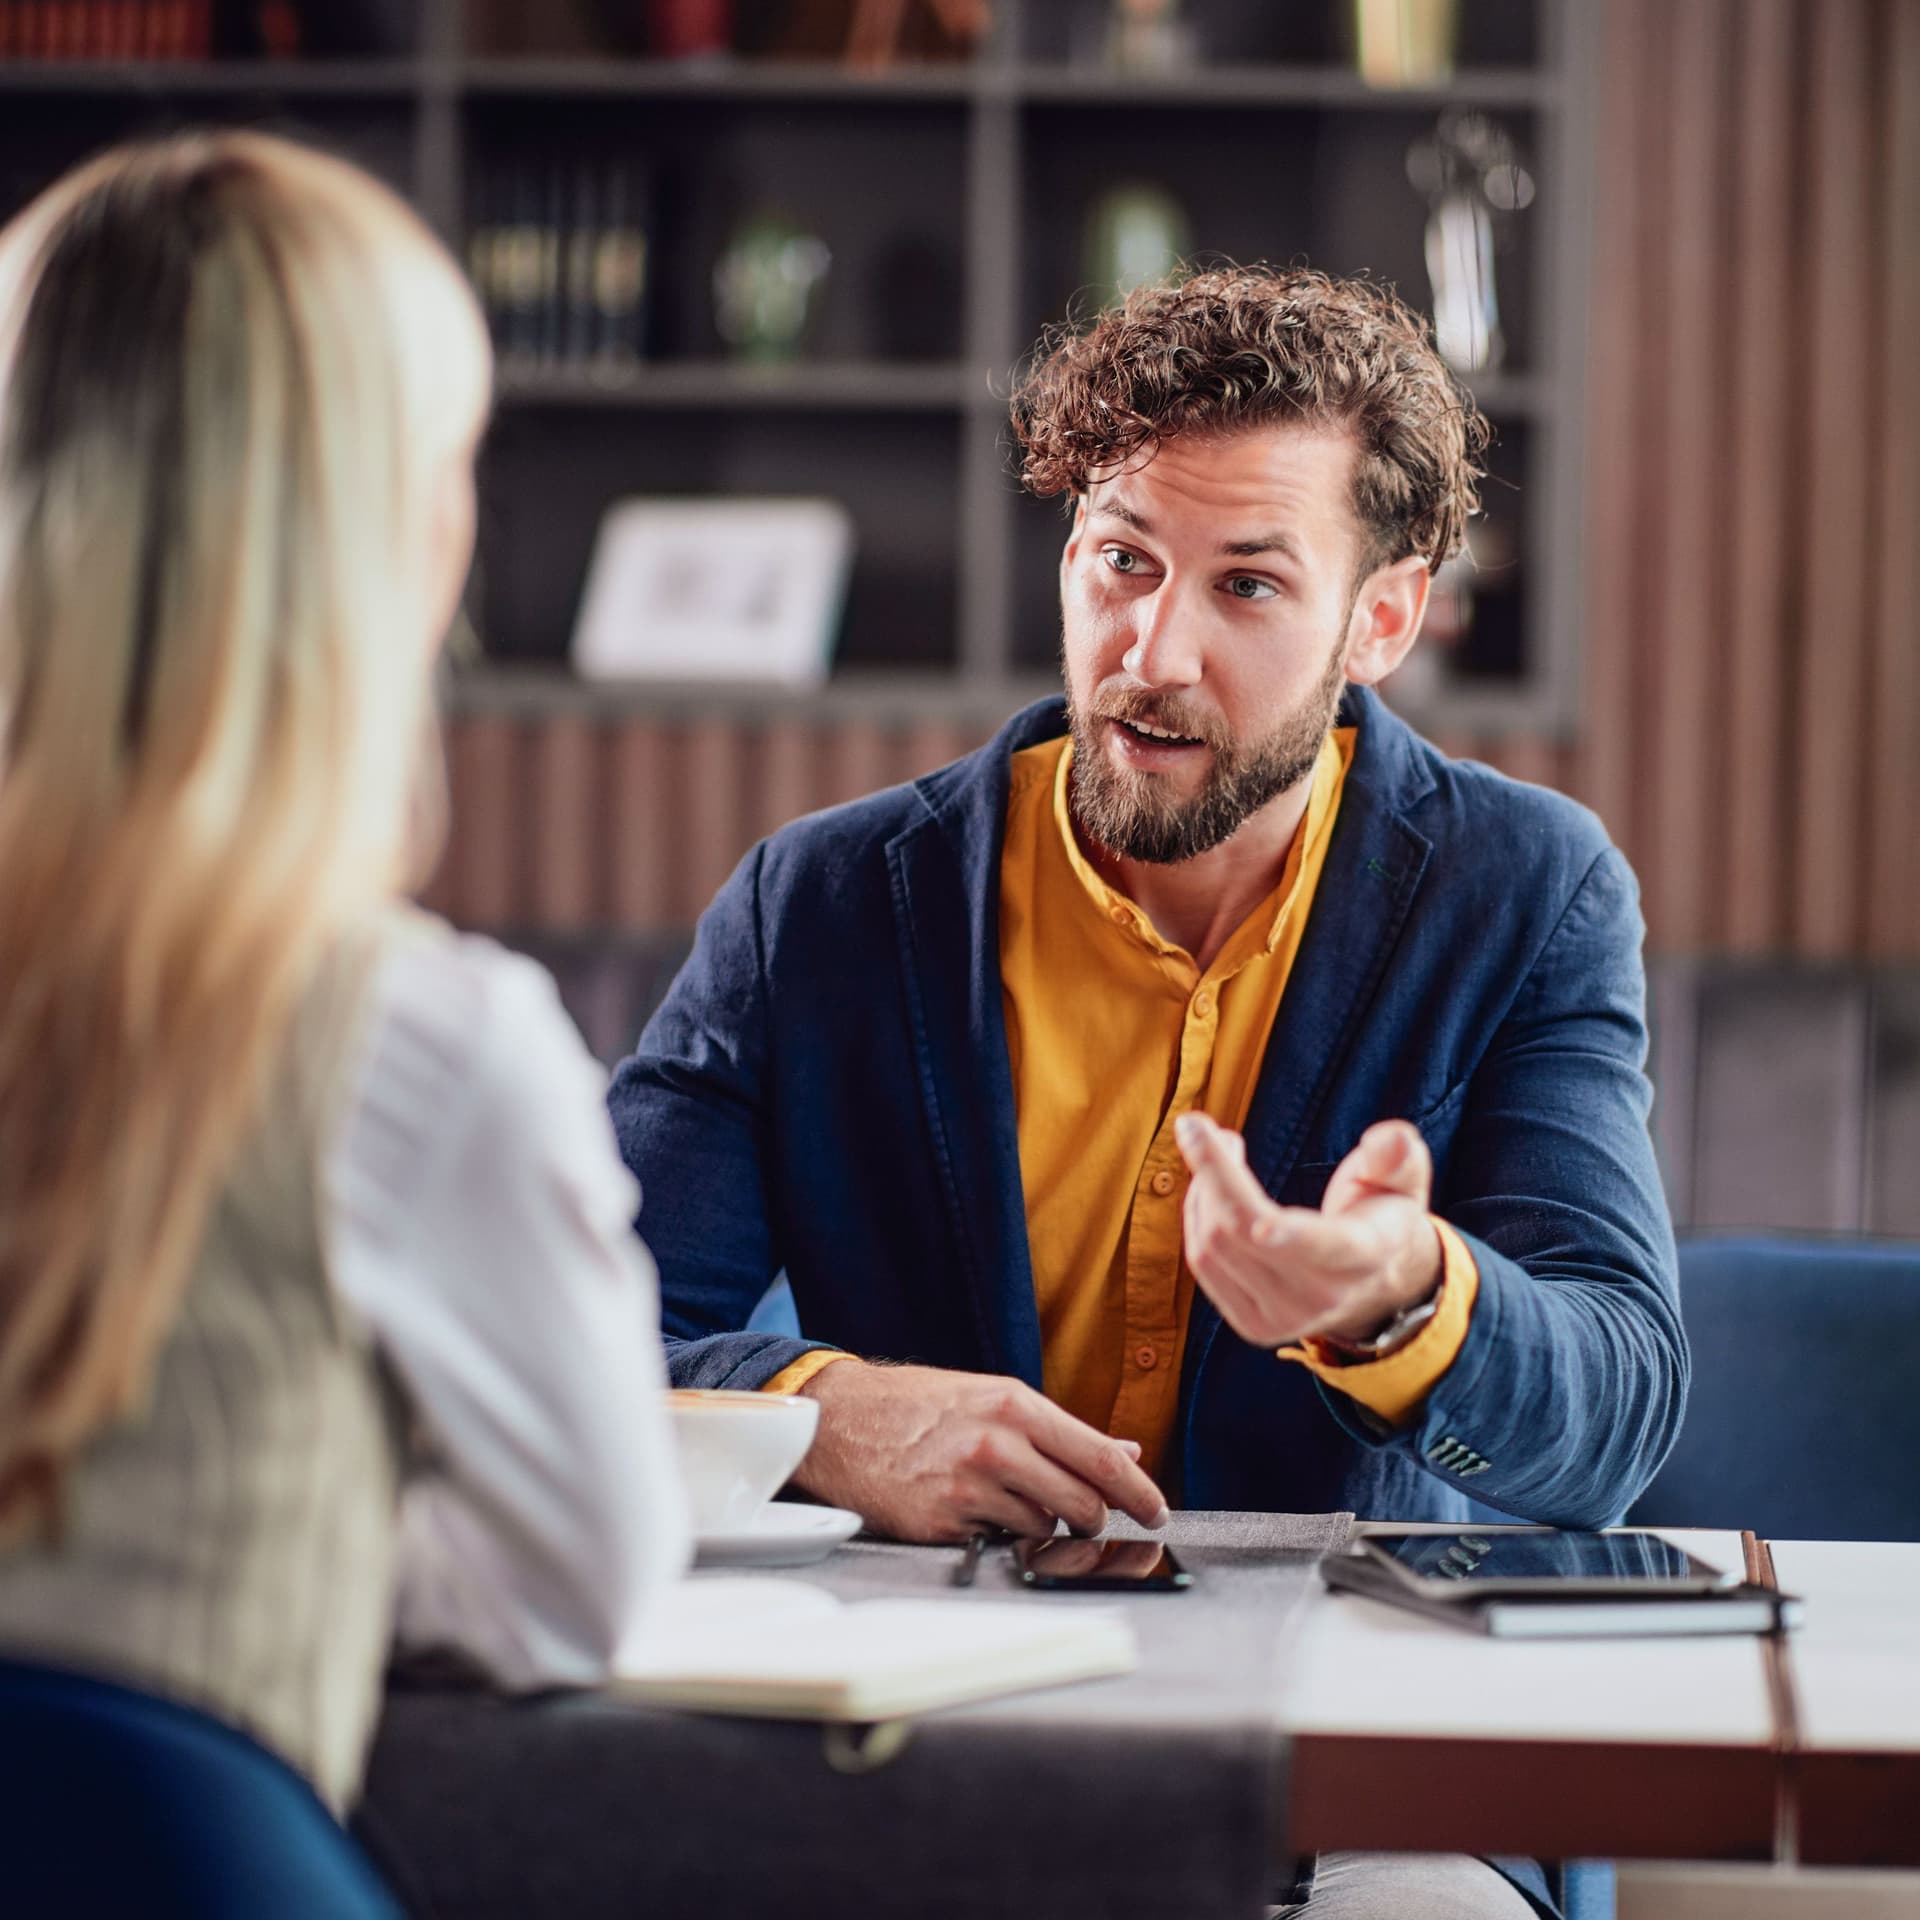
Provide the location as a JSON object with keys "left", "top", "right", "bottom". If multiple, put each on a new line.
{"left": 1090, "top": 499, "right": 1305, "bottom": 566}
{"left": 1219, "top": 531, "right": 1305, "bottom": 564}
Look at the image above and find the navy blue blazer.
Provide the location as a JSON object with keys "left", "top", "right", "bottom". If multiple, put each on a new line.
{"left": 611, "top": 688, "right": 1686, "bottom": 1532}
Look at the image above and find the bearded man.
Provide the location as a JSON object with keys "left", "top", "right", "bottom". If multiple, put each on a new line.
{"left": 609, "top": 268, "right": 1684, "bottom": 1918}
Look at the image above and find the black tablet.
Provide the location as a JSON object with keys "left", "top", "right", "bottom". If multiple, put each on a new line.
{"left": 1351, "top": 1528, "right": 1741, "bottom": 1600}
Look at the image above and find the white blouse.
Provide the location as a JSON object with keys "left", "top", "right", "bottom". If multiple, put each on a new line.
{"left": 326, "top": 926, "right": 690, "bottom": 1690}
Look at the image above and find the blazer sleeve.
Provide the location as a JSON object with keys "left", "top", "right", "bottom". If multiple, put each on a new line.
{"left": 607, "top": 843, "right": 842, "bottom": 1391}
{"left": 1315, "top": 844, "right": 1689, "bottom": 1528}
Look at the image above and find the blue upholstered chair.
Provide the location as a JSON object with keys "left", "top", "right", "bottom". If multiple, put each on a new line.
{"left": 0, "top": 1656, "right": 404, "bottom": 1919}
{"left": 1627, "top": 1234, "right": 1920, "bottom": 1541}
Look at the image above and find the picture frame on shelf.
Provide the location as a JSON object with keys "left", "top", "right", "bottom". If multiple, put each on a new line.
{"left": 569, "top": 495, "right": 856, "bottom": 687}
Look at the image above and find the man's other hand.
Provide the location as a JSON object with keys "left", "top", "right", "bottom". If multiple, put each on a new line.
{"left": 787, "top": 1361, "right": 1170, "bottom": 1544}
{"left": 1175, "top": 1112, "right": 1445, "bottom": 1349}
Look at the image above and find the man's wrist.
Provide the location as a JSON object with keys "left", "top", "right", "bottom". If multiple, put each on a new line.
{"left": 1313, "top": 1279, "right": 1443, "bottom": 1362}
{"left": 762, "top": 1349, "right": 859, "bottom": 1399}
{"left": 1311, "top": 1218, "right": 1447, "bottom": 1354}
{"left": 791, "top": 1352, "right": 862, "bottom": 1399}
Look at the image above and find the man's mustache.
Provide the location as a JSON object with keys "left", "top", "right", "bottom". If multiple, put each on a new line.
{"left": 1090, "top": 683, "right": 1230, "bottom": 752}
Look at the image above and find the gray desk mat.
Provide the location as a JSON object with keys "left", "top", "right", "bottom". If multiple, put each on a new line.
{"left": 359, "top": 1510, "right": 1350, "bottom": 1920}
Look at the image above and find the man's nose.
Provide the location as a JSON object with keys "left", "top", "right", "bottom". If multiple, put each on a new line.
{"left": 1121, "top": 586, "right": 1204, "bottom": 689}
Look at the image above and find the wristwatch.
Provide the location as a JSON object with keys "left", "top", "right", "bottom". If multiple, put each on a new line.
{"left": 1313, "top": 1285, "right": 1442, "bottom": 1363}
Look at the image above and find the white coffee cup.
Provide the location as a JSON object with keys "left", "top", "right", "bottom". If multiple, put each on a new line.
{"left": 668, "top": 1389, "right": 820, "bottom": 1534}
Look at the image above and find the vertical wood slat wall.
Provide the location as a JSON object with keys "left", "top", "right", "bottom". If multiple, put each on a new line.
{"left": 428, "top": 0, "right": 1919, "bottom": 959}
{"left": 1576, "top": 0, "right": 1920, "bottom": 960}
{"left": 420, "top": 713, "right": 993, "bottom": 934}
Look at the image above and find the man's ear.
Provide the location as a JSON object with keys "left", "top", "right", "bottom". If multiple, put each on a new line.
{"left": 1059, "top": 493, "right": 1089, "bottom": 590}
{"left": 1343, "top": 554, "right": 1433, "bottom": 687}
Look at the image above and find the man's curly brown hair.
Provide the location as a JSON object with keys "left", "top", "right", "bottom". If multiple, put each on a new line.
{"left": 1011, "top": 264, "right": 1488, "bottom": 579}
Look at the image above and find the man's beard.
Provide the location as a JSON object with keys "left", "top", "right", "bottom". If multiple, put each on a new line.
{"left": 1065, "top": 632, "right": 1349, "bottom": 866}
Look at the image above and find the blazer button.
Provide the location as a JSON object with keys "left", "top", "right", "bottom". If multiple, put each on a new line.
{"left": 1135, "top": 1344, "right": 1158, "bottom": 1370}
{"left": 1150, "top": 1168, "right": 1177, "bottom": 1196}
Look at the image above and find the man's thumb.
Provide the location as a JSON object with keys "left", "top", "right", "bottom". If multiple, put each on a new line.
{"left": 1362, "top": 1120, "right": 1427, "bottom": 1190}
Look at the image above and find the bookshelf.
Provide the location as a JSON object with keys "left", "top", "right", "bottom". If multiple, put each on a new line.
{"left": 0, "top": 0, "right": 1596, "bottom": 733}
{"left": 0, "top": 0, "right": 1599, "bottom": 990}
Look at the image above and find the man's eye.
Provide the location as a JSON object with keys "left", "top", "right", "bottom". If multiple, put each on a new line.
{"left": 1101, "top": 548, "right": 1140, "bottom": 574}
{"left": 1226, "top": 576, "right": 1277, "bottom": 601}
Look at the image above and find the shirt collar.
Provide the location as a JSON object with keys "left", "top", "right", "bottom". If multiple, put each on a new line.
{"left": 1051, "top": 726, "right": 1354, "bottom": 977}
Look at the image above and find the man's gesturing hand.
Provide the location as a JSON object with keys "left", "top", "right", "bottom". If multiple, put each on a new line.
{"left": 1175, "top": 1112, "right": 1445, "bottom": 1349}
{"left": 786, "top": 1361, "right": 1170, "bottom": 1544}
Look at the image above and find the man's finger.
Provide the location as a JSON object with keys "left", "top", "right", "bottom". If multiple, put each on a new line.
{"left": 1026, "top": 1401, "right": 1169, "bottom": 1528}
{"left": 997, "top": 1440, "right": 1113, "bottom": 1538}
{"left": 1173, "top": 1112, "right": 1271, "bottom": 1216}
{"left": 958, "top": 1487, "right": 1057, "bottom": 1543}
{"left": 1324, "top": 1120, "right": 1433, "bottom": 1214}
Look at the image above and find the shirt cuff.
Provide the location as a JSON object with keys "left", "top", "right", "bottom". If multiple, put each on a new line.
{"left": 760, "top": 1350, "right": 859, "bottom": 1397}
{"left": 1276, "top": 1217, "right": 1480, "bottom": 1428}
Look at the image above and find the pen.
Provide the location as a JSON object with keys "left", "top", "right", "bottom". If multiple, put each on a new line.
{"left": 951, "top": 1530, "right": 993, "bottom": 1588}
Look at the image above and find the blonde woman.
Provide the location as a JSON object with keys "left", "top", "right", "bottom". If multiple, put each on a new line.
{"left": 0, "top": 132, "right": 690, "bottom": 1813}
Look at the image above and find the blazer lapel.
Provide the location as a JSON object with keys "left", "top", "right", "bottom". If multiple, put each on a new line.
{"left": 1184, "top": 690, "right": 1436, "bottom": 1383}
{"left": 882, "top": 708, "right": 1060, "bottom": 1389}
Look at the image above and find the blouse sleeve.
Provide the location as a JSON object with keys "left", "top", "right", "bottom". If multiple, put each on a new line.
{"left": 327, "top": 927, "right": 691, "bottom": 1689}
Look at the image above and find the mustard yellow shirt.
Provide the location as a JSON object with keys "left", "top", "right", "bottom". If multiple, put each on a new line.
{"left": 770, "top": 728, "right": 1477, "bottom": 1473}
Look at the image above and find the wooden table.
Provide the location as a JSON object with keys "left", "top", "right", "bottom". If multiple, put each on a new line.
{"left": 1769, "top": 1541, "right": 1920, "bottom": 1870}
{"left": 1281, "top": 1528, "right": 1920, "bottom": 1871}
{"left": 359, "top": 1520, "right": 1920, "bottom": 1918}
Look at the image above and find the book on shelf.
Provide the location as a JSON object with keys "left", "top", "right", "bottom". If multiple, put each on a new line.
{"left": 616, "top": 1577, "right": 1139, "bottom": 1722}
{"left": 469, "top": 153, "right": 652, "bottom": 376}
{"left": 0, "top": 2, "right": 211, "bottom": 59}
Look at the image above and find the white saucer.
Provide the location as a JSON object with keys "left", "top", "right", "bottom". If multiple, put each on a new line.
{"left": 694, "top": 1504, "right": 863, "bottom": 1569}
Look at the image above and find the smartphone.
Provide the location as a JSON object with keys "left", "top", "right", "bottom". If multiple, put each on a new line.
{"left": 1352, "top": 1528, "right": 1740, "bottom": 1600}
{"left": 1012, "top": 1536, "right": 1193, "bottom": 1591}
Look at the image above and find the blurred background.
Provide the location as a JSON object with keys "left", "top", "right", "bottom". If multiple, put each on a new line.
{"left": 2, "top": 0, "right": 1914, "bottom": 1237}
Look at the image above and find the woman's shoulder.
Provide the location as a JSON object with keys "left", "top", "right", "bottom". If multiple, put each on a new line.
{"left": 362, "top": 907, "right": 580, "bottom": 1060}
{"left": 328, "top": 910, "right": 616, "bottom": 1239}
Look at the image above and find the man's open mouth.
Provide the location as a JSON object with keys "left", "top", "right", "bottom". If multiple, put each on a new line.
{"left": 1114, "top": 716, "right": 1205, "bottom": 748}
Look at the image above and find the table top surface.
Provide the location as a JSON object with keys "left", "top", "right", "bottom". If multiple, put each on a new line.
{"left": 1766, "top": 1539, "right": 1920, "bottom": 1754}
{"left": 1277, "top": 1527, "right": 1778, "bottom": 1748}
{"left": 364, "top": 1515, "right": 1920, "bottom": 1909}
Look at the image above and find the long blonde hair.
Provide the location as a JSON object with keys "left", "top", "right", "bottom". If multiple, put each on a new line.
{"left": 0, "top": 132, "right": 492, "bottom": 1538}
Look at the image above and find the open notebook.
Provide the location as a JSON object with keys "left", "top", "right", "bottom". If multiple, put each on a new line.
{"left": 616, "top": 1578, "right": 1139, "bottom": 1722}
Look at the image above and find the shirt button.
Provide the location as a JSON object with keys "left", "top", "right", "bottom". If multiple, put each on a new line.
{"left": 1135, "top": 1344, "right": 1158, "bottom": 1370}
{"left": 1150, "top": 1168, "right": 1177, "bottom": 1197}
{"left": 1193, "top": 989, "right": 1214, "bottom": 1018}
{"left": 1109, "top": 904, "right": 1131, "bottom": 926}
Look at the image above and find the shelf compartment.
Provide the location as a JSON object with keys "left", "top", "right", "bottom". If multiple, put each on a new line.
{"left": 474, "top": 406, "right": 965, "bottom": 674}
{"left": 464, "top": 93, "right": 967, "bottom": 364}
{"left": 1015, "top": 0, "right": 1542, "bottom": 71}
{"left": 1017, "top": 99, "right": 1545, "bottom": 383}
{"left": 0, "top": 93, "right": 418, "bottom": 222}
